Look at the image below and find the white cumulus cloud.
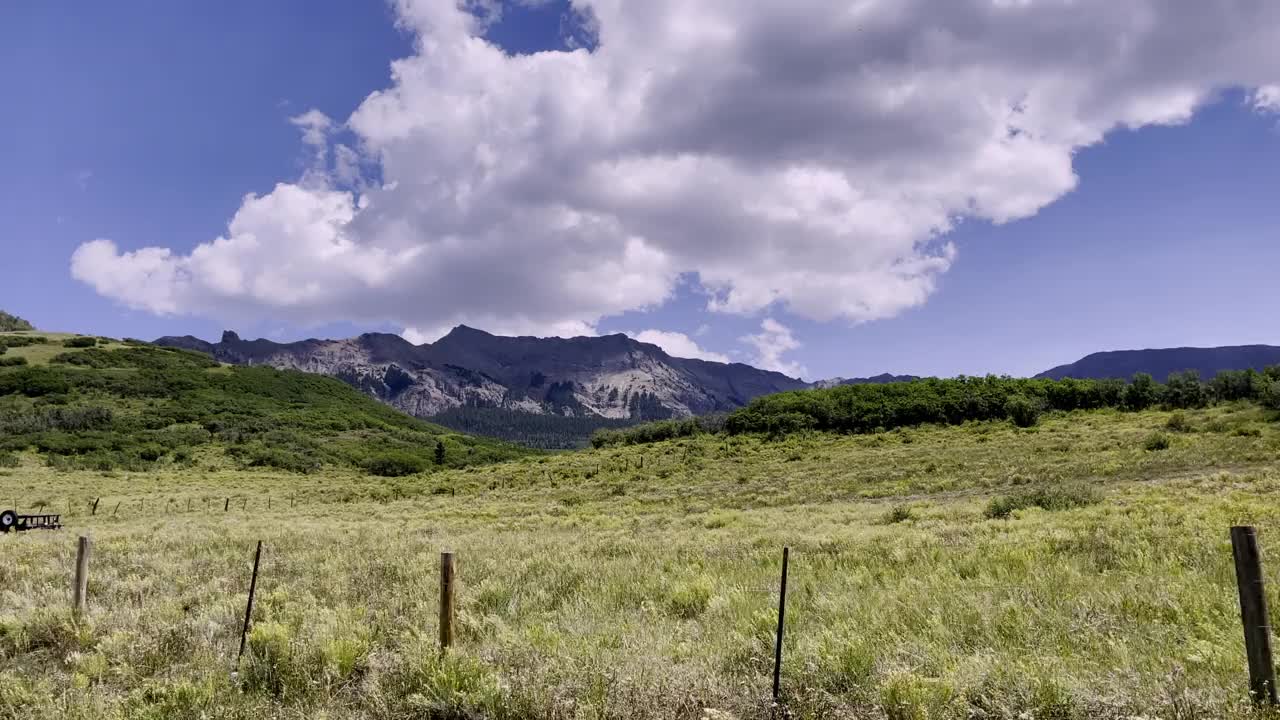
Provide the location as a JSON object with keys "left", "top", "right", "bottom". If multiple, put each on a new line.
{"left": 627, "top": 329, "right": 729, "bottom": 363}
{"left": 72, "top": 0, "right": 1280, "bottom": 343}
{"left": 741, "top": 318, "right": 806, "bottom": 379}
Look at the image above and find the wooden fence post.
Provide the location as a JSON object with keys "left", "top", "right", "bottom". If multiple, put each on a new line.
{"left": 772, "top": 546, "right": 790, "bottom": 702}
{"left": 73, "top": 536, "right": 91, "bottom": 615}
{"left": 91, "top": 497, "right": 100, "bottom": 516}
{"left": 440, "top": 551, "right": 456, "bottom": 653}
{"left": 1232, "top": 526, "right": 1278, "bottom": 704}
{"left": 238, "top": 541, "right": 263, "bottom": 660}
{"left": 112, "top": 502, "right": 120, "bottom": 515}
{"left": 224, "top": 498, "right": 230, "bottom": 512}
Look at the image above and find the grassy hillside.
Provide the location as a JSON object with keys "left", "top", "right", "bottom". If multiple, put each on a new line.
{"left": 2, "top": 402, "right": 1280, "bottom": 718}
{"left": 592, "top": 370, "right": 1280, "bottom": 447}
{"left": 0, "top": 332, "right": 529, "bottom": 474}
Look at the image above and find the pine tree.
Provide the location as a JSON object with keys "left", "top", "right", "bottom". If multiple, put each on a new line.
{"left": 434, "top": 440, "right": 446, "bottom": 466}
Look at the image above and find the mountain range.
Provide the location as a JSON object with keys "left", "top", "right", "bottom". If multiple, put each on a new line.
{"left": 156, "top": 326, "right": 809, "bottom": 426}
{"left": 154, "top": 327, "right": 1280, "bottom": 446}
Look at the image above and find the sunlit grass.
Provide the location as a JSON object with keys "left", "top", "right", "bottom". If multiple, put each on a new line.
{"left": 1, "top": 405, "right": 1279, "bottom": 718}
{"left": 0, "top": 332, "right": 130, "bottom": 366}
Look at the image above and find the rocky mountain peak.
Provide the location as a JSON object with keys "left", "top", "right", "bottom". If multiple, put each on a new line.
{"left": 155, "top": 326, "right": 811, "bottom": 434}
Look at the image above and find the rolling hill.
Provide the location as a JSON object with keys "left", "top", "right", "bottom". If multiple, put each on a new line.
{"left": 0, "top": 332, "right": 527, "bottom": 473}
{"left": 1036, "top": 344, "right": 1280, "bottom": 381}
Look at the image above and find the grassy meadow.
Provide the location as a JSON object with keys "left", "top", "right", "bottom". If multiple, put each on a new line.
{"left": 3, "top": 403, "right": 1280, "bottom": 718}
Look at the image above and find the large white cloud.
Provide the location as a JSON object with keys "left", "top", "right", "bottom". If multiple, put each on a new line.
{"left": 627, "top": 329, "right": 729, "bottom": 363}
{"left": 73, "top": 0, "right": 1280, "bottom": 340}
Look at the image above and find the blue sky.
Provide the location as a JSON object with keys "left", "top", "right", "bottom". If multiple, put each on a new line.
{"left": 3, "top": 0, "right": 1279, "bottom": 380}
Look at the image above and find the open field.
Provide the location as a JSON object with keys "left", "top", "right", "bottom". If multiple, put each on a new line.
{"left": 2, "top": 404, "right": 1280, "bottom": 718}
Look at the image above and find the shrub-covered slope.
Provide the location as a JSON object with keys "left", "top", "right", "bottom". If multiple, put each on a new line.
{"left": 0, "top": 334, "right": 528, "bottom": 473}
{"left": 592, "top": 370, "right": 1280, "bottom": 447}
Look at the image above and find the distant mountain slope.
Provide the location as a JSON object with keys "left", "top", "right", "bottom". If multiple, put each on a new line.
{"left": 155, "top": 327, "right": 809, "bottom": 435}
{"left": 1036, "top": 345, "right": 1280, "bottom": 381}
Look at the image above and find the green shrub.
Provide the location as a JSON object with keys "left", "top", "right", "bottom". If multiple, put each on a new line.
{"left": 1144, "top": 433, "right": 1171, "bottom": 451}
{"left": 1121, "top": 373, "right": 1160, "bottom": 411}
{"left": 722, "top": 373, "right": 1211, "bottom": 439}
{"left": 1165, "top": 412, "right": 1192, "bottom": 432}
{"left": 0, "top": 406, "right": 114, "bottom": 435}
{"left": 882, "top": 505, "right": 916, "bottom": 524}
{"left": 240, "top": 621, "right": 296, "bottom": 697}
{"left": 0, "top": 336, "right": 46, "bottom": 349}
{"left": 1005, "top": 395, "right": 1042, "bottom": 428}
{"left": 51, "top": 346, "right": 218, "bottom": 370}
{"left": 1211, "top": 369, "right": 1262, "bottom": 402}
{"left": 379, "top": 648, "right": 507, "bottom": 717}
{"left": 667, "top": 577, "right": 714, "bottom": 619}
{"left": 364, "top": 452, "right": 426, "bottom": 477}
{"left": 591, "top": 415, "right": 725, "bottom": 448}
{"left": 61, "top": 337, "right": 96, "bottom": 348}
{"left": 1264, "top": 382, "right": 1280, "bottom": 412}
{"left": 985, "top": 485, "right": 1101, "bottom": 519}
{"left": 1163, "top": 371, "right": 1208, "bottom": 409}
{"left": 0, "top": 357, "right": 27, "bottom": 367}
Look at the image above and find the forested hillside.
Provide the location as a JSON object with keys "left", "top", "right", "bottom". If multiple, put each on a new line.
{"left": 430, "top": 406, "right": 640, "bottom": 449}
{"left": 594, "top": 370, "right": 1280, "bottom": 446}
{"left": 0, "top": 334, "right": 527, "bottom": 474}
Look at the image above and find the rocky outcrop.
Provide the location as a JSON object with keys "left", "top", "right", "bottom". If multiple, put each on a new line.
{"left": 155, "top": 326, "right": 809, "bottom": 422}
